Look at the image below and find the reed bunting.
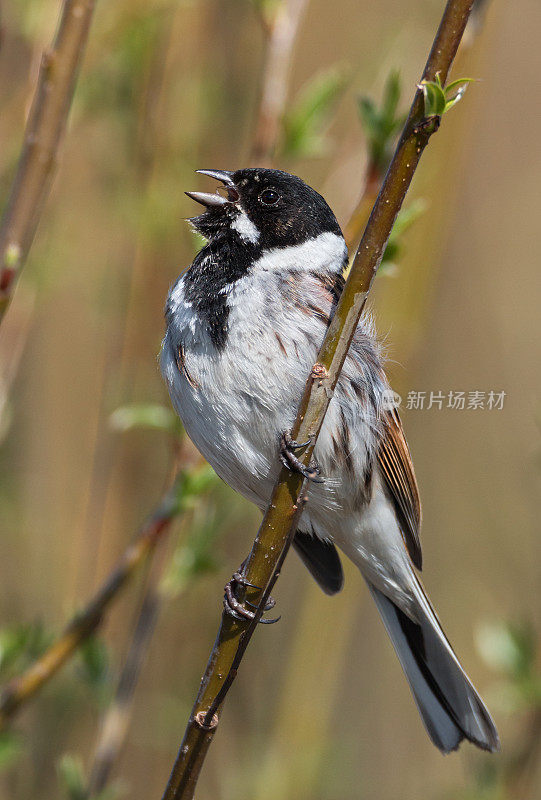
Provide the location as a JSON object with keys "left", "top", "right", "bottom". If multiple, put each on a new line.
{"left": 160, "top": 167, "right": 499, "bottom": 754}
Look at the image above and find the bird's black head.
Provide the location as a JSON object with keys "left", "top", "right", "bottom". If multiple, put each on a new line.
{"left": 187, "top": 168, "right": 343, "bottom": 249}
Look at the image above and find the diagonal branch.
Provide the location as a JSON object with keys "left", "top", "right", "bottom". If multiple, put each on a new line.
{"left": 0, "top": 480, "right": 181, "bottom": 729}
{"left": 0, "top": 0, "right": 95, "bottom": 325}
{"left": 161, "top": 2, "right": 475, "bottom": 798}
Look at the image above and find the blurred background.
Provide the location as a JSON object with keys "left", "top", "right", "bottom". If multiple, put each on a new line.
{"left": 0, "top": 0, "right": 540, "bottom": 798}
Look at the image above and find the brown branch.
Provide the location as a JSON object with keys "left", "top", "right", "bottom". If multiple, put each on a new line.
{"left": 161, "top": 2, "right": 475, "bottom": 798}
{"left": 249, "top": 0, "right": 309, "bottom": 166}
{"left": 0, "top": 0, "right": 95, "bottom": 325}
{"left": 343, "top": 160, "right": 383, "bottom": 255}
{"left": 0, "top": 481, "right": 181, "bottom": 729}
{"left": 87, "top": 593, "right": 160, "bottom": 797}
{"left": 86, "top": 563, "right": 165, "bottom": 797}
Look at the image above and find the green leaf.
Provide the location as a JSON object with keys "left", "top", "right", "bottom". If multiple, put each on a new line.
{"left": 358, "top": 97, "right": 378, "bottom": 140}
{"left": 94, "top": 784, "right": 126, "bottom": 800}
{"left": 78, "top": 635, "right": 109, "bottom": 687}
{"left": 389, "top": 198, "right": 426, "bottom": 239}
{"left": 109, "top": 404, "right": 181, "bottom": 435}
{"left": 420, "top": 75, "right": 476, "bottom": 118}
{"left": 381, "top": 199, "right": 426, "bottom": 269}
{"left": 0, "top": 731, "right": 22, "bottom": 772}
{"left": 161, "top": 503, "right": 221, "bottom": 597}
{"left": 358, "top": 70, "right": 406, "bottom": 173}
{"left": 162, "top": 463, "right": 220, "bottom": 519}
{"left": 381, "top": 69, "right": 401, "bottom": 124}
{"left": 57, "top": 754, "right": 87, "bottom": 800}
{"left": 0, "top": 621, "right": 53, "bottom": 676}
{"left": 0, "top": 627, "right": 29, "bottom": 674}
{"left": 281, "top": 67, "right": 347, "bottom": 159}
{"left": 248, "top": 0, "right": 280, "bottom": 24}
{"left": 182, "top": 465, "right": 219, "bottom": 500}
{"left": 419, "top": 79, "right": 446, "bottom": 117}
{"left": 443, "top": 77, "right": 476, "bottom": 113}
{"left": 476, "top": 620, "right": 537, "bottom": 679}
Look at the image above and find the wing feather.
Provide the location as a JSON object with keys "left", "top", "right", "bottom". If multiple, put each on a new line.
{"left": 378, "top": 407, "right": 422, "bottom": 569}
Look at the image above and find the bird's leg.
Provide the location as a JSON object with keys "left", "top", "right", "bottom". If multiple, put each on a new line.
{"left": 280, "top": 431, "right": 324, "bottom": 483}
{"left": 223, "top": 569, "right": 279, "bottom": 624}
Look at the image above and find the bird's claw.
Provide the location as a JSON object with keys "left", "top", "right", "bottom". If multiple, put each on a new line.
{"left": 280, "top": 431, "right": 324, "bottom": 483}
{"left": 223, "top": 572, "right": 280, "bottom": 624}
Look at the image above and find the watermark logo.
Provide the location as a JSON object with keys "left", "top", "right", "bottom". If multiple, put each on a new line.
{"left": 382, "top": 390, "right": 506, "bottom": 411}
{"left": 381, "top": 389, "right": 402, "bottom": 410}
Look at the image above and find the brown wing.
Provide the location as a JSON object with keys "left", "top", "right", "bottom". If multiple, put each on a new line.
{"left": 378, "top": 406, "right": 423, "bottom": 569}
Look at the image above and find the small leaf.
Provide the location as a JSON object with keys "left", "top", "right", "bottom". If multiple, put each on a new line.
{"left": 94, "top": 784, "right": 126, "bottom": 800}
{"left": 476, "top": 620, "right": 536, "bottom": 678}
{"left": 248, "top": 0, "right": 280, "bottom": 27}
{"left": 78, "top": 635, "right": 109, "bottom": 687}
{"left": 381, "top": 199, "right": 426, "bottom": 267}
{"left": 25, "top": 619, "right": 54, "bottom": 660}
{"left": 171, "top": 464, "right": 218, "bottom": 514}
{"left": 443, "top": 77, "right": 476, "bottom": 113}
{"left": 161, "top": 504, "right": 221, "bottom": 597}
{"left": 0, "top": 621, "right": 53, "bottom": 676}
{"left": 281, "top": 67, "right": 347, "bottom": 159}
{"left": 419, "top": 79, "right": 446, "bottom": 117}
{"left": 381, "top": 69, "right": 401, "bottom": 123}
{"left": 183, "top": 464, "right": 219, "bottom": 498}
{"left": 358, "top": 97, "right": 378, "bottom": 139}
{"left": 0, "top": 627, "right": 29, "bottom": 674}
{"left": 0, "top": 731, "right": 22, "bottom": 772}
{"left": 57, "top": 754, "right": 87, "bottom": 800}
{"left": 388, "top": 198, "right": 426, "bottom": 239}
{"left": 358, "top": 70, "right": 406, "bottom": 173}
{"left": 109, "top": 404, "right": 180, "bottom": 435}
{"left": 420, "top": 75, "right": 476, "bottom": 118}
{"left": 445, "top": 77, "right": 477, "bottom": 96}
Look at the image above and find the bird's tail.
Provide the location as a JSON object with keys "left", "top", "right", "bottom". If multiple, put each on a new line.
{"left": 368, "top": 579, "right": 500, "bottom": 754}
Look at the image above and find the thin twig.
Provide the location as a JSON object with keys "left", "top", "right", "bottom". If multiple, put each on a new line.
{"left": 87, "top": 592, "right": 160, "bottom": 797}
{"left": 85, "top": 546, "right": 167, "bottom": 798}
{"left": 161, "top": 2, "right": 475, "bottom": 798}
{"left": 0, "top": 0, "right": 95, "bottom": 325}
{"left": 249, "top": 0, "right": 309, "bottom": 166}
{"left": 0, "top": 480, "right": 181, "bottom": 729}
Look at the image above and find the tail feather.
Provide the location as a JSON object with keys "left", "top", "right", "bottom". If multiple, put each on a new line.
{"left": 369, "top": 582, "right": 500, "bottom": 754}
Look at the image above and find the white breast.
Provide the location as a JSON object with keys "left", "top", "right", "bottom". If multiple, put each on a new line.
{"left": 160, "top": 231, "right": 380, "bottom": 527}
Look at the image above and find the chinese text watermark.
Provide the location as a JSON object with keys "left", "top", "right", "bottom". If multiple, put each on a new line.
{"left": 381, "top": 390, "right": 506, "bottom": 411}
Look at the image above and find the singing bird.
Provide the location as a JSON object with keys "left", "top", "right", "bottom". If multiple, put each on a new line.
{"left": 160, "top": 167, "right": 500, "bottom": 754}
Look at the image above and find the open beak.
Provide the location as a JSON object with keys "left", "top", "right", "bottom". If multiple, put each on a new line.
{"left": 185, "top": 190, "right": 230, "bottom": 208}
{"left": 196, "top": 169, "right": 235, "bottom": 185}
{"left": 185, "top": 169, "right": 238, "bottom": 208}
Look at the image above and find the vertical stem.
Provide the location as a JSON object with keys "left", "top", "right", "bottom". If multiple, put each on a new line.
{"left": 0, "top": 0, "right": 95, "bottom": 324}
{"left": 250, "top": 0, "right": 309, "bottom": 166}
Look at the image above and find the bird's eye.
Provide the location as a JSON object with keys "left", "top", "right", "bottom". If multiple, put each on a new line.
{"left": 260, "top": 189, "right": 280, "bottom": 205}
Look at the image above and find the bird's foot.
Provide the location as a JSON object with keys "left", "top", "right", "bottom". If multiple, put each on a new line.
{"left": 280, "top": 431, "right": 324, "bottom": 483}
{"left": 223, "top": 571, "right": 279, "bottom": 624}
